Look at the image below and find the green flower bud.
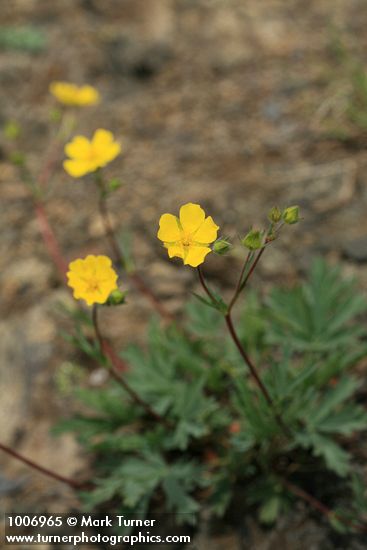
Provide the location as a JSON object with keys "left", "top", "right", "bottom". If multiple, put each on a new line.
{"left": 9, "top": 151, "right": 26, "bottom": 166}
{"left": 213, "top": 238, "right": 231, "bottom": 255}
{"left": 49, "top": 108, "right": 62, "bottom": 123}
{"left": 106, "top": 289, "right": 127, "bottom": 306}
{"left": 4, "top": 121, "right": 21, "bottom": 140}
{"left": 268, "top": 206, "right": 282, "bottom": 223}
{"left": 283, "top": 205, "right": 300, "bottom": 224}
{"left": 108, "top": 178, "right": 122, "bottom": 192}
{"left": 242, "top": 229, "right": 263, "bottom": 250}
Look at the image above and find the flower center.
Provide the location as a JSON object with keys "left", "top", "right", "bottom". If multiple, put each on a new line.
{"left": 181, "top": 232, "right": 193, "bottom": 247}
{"left": 87, "top": 146, "right": 98, "bottom": 162}
{"left": 86, "top": 278, "right": 100, "bottom": 293}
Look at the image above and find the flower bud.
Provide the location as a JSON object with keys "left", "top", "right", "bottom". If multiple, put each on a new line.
{"left": 108, "top": 178, "right": 122, "bottom": 192}
{"left": 49, "top": 108, "right": 62, "bottom": 123}
{"left": 283, "top": 205, "right": 300, "bottom": 224}
{"left": 268, "top": 206, "right": 282, "bottom": 223}
{"left": 4, "top": 121, "right": 21, "bottom": 140}
{"left": 242, "top": 229, "right": 263, "bottom": 250}
{"left": 213, "top": 238, "right": 231, "bottom": 255}
{"left": 106, "top": 289, "right": 126, "bottom": 306}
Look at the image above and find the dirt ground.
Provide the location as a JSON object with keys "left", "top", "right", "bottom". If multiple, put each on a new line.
{"left": 1, "top": 0, "right": 367, "bottom": 548}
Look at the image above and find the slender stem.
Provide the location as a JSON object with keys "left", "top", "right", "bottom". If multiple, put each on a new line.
{"left": 34, "top": 201, "right": 68, "bottom": 281}
{"left": 281, "top": 478, "right": 367, "bottom": 533}
{"left": 37, "top": 141, "right": 62, "bottom": 189}
{"left": 228, "top": 251, "right": 252, "bottom": 312}
{"left": 0, "top": 442, "right": 86, "bottom": 490}
{"left": 197, "top": 265, "right": 217, "bottom": 303}
{"left": 239, "top": 247, "right": 265, "bottom": 292}
{"left": 92, "top": 306, "right": 170, "bottom": 427}
{"left": 97, "top": 191, "right": 124, "bottom": 267}
{"left": 197, "top": 265, "right": 291, "bottom": 437}
{"left": 225, "top": 312, "right": 291, "bottom": 437}
{"left": 95, "top": 178, "right": 173, "bottom": 322}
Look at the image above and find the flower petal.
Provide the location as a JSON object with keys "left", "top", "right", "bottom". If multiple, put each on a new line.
{"left": 78, "top": 85, "right": 100, "bottom": 105}
{"left": 63, "top": 159, "right": 92, "bottom": 178}
{"left": 166, "top": 244, "right": 184, "bottom": 259}
{"left": 184, "top": 246, "right": 212, "bottom": 267}
{"left": 99, "top": 142, "right": 121, "bottom": 164}
{"left": 179, "top": 203, "right": 205, "bottom": 234}
{"left": 65, "top": 136, "right": 91, "bottom": 160}
{"left": 193, "top": 216, "right": 219, "bottom": 244}
{"left": 92, "top": 129, "right": 114, "bottom": 147}
{"left": 157, "top": 214, "right": 181, "bottom": 242}
{"left": 67, "top": 255, "right": 118, "bottom": 306}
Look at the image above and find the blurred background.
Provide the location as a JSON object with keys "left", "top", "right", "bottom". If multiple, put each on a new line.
{"left": 1, "top": 0, "right": 367, "bottom": 546}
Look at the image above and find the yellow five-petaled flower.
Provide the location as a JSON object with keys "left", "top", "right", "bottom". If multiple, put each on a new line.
{"left": 157, "top": 203, "right": 219, "bottom": 267}
{"left": 67, "top": 255, "right": 118, "bottom": 306}
{"left": 63, "top": 129, "right": 121, "bottom": 178}
{"left": 50, "top": 81, "right": 100, "bottom": 107}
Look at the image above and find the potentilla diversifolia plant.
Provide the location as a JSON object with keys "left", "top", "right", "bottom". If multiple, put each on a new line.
{"left": 1, "top": 81, "right": 367, "bottom": 539}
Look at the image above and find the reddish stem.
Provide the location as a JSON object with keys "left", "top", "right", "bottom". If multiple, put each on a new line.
{"left": 97, "top": 191, "right": 173, "bottom": 322}
{"left": 282, "top": 478, "right": 367, "bottom": 533}
{"left": 197, "top": 265, "right": 291, "bottom": 437}
{"left": 225, "top": 312, "right": 291, "bottom": 437}
{"left": 92, "top": 306, "right": 171, "bottom": 427}
{"left": 37, "top": 142, "right": 62, "bottom": 189}
{"left": 0, "top": 442, "right": 86, "bottom": 490}
{"left": 34, "top": 201, "right": 68, "bottom": 280}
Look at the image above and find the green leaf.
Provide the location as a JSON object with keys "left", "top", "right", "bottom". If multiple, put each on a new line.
{"left": 266, "top": 258, "right": 367, "bottom": 352}
{"left": 259, "top": 496, "right": 282, "bottom": 524}
{"left": 297, "top": 433, "right": 351, "bottom": 477}
{"left": 0, "top": 26, "right": 46, "bottom": 53}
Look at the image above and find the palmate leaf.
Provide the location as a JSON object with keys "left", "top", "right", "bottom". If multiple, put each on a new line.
{"left": 266, "top": 259, "right": 367, "bottom": 352}
{"left": 185, "top": 299, "right": 222, "bottom": 337}
{"left": 208, "top": 474, "right": 233, "bottom": 517}
{"left": 118, "top": 454, "right": 166, "bottom": 508}
{"left": 309, "top": 377, "right": 359, "bottom": 426}
{"left": 310, "top": 435, "right": 351, "bottom": 477}
{"left": 317, "top": 405, "right": 367, "bottom": 436}
{"left": 296, "top": 433, "right": 351, "bottom": 477}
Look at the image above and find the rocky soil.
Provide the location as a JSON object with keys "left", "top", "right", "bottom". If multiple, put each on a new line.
{"left": 1, "top": 0, "right": 367, "bottom": 548}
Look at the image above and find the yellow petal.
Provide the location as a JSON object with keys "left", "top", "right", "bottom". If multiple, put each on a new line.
{"left": 184, "top": 246, "right": 212, "bottom": 267}
{"left": 158, "top": 214, "right": 181, "bottom": 242}
{"left": 179, "top": 203, "right": 205, "bottom": 234}
{"left": 63, "top": 159, "right": 91, "bottom": 177}
{"left": 193, "top": 216, "right": 219, "bottom": 244}
{"left": 93, "top": 129, "right": 114, "bottom": 147}
{"left": 78, "top": 85, "right": 100, "bottom": 105}
{"left": 94, "top": 255, "right": 113, "bottom": 269}
{"left": 100, "top": 142, "right": 121, "bottom": 164}
{"left": 50, "top": 82, "right": 77, "bottom": 105}
{"left": 166, "top": 244, "right": 184, "bottom": 259}
{"left": 65, "top": 136, "right": 91, "bottom": 160}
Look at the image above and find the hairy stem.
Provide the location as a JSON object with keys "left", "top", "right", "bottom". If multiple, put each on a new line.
{"left": 92, "top": 306, "right": 170, "bottom": 427}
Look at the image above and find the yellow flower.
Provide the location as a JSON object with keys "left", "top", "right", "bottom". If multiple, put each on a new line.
{"left": 67, "top": 255, "right": 118, "bottom": 306}
{"left": 157, "top": 203, "right": 219, "bottom": 267}
{"left": 49, "top": 81, "right": 100, "bottom": 106}
{"left": 63, "top": 129, "right": 121, "bottom": 178}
